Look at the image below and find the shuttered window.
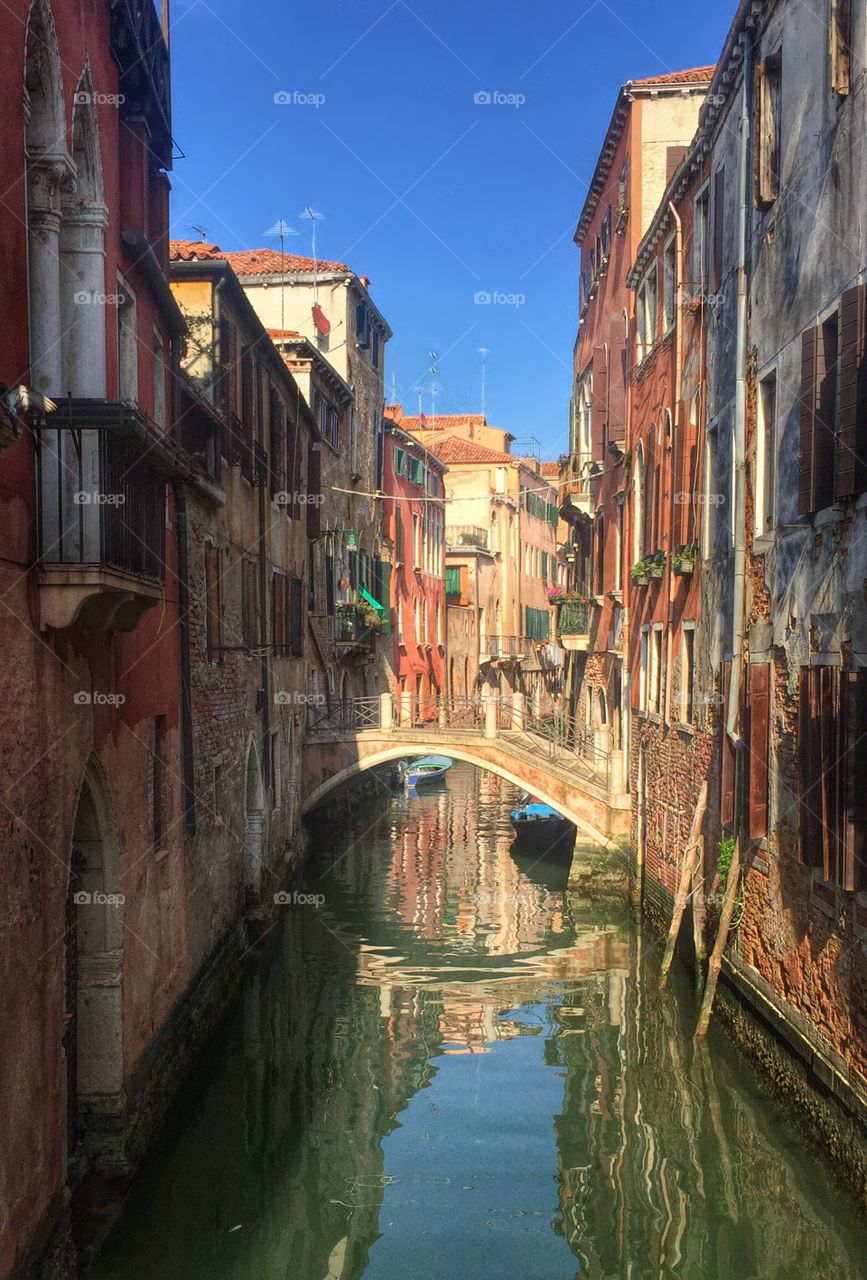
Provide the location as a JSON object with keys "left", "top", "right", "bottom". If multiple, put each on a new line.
{"left": 288, "top": 576, "right": 303, "bottom": 656}
{"left": 799, "top": 321, "right": 837, "bottom": 515}
{"left": 798, "top": 666, "right": 845, "bottom": 883}
{"left": 755, "top": 51, "right": 782, "bottom": 207}
{"left": 835, "top": 284, "right": 867, "bottom": 500}
{"left": 445, "top": 566, "right": 461, "bottom": 598}
{"left": 607, "top": 316, "right": 628, "bottom": 443}
{"left": 830, "top": 0, "right": 852, "bottom": 96}
{"left": 842, "top": 670, "right": 867, "bottom": 891}
{"left": 273, "top": 574, "right": 303, "bottom": 657}
{"left": 240, "top": 345, "right": 254, "bottom": 441}
{"left": 666, "top": 145, "right": 687, "bottom": 184}
{"left": 720, "top": 661, "right": 735, "bottom": 826}
{"left": 269, "top": 389, "right": 286, "bottom": 499}
{"left": 242, "top": 558, "right": 258, "bottom": 651}
{"left": 592, "top": 349, "right": 607, "bottom": 457}
{"left": 306, "top": 447, "right": 321, "bottom": 539}
{"left": 747, "top": 663, "right": 770, "bottom": 839}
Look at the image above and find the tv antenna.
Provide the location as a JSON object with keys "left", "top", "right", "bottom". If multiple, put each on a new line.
{"left": 478, "top": 346, "right": 491, "bottom": 415}
{"left": 299, "top": 207, "right": 325, "bottom": 303}
{"left": 429, "top": 351, "right": 438, "bottom": 428}
{"left": 264, "top": 218, "right": 299, "bottom": 336}
{"left": 189, "top": 224, "right": 209, "bottom": 242}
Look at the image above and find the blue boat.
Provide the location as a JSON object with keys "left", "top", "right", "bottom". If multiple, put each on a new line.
{"left": 509, "top": 793, "right": 575, "bottom": 860}
{"left": 405, "top": 755, "right": 452, "bottom": 787}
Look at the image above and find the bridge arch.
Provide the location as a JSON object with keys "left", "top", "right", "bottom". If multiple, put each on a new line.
{"left": 301, "top": 743, "right": 614, "bottom": 848}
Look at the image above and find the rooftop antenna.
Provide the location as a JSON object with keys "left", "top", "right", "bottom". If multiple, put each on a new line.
{"left": 264, "top": 218, "right": 299, "bottom": 337}
{"left": 429, "top": 351, "right": 438, "bottom": 429}
{"left": 478, "top": 346, "right": 491, "bottom": 415}
{"left": 414, "top": 384, "right": 424, "bottom": 417}
{"left": 189, "top": 223, "right": 209, "bottom": 242}
{"left": 299, "top": 207, "right": 324, "bottom": 305}
{"left": 390, "top": 371, "right": 397, "bottom": 404}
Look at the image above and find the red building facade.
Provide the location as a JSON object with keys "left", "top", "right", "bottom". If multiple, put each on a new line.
{"left": 381, "top": 422, "right": 446, "bottom": 719}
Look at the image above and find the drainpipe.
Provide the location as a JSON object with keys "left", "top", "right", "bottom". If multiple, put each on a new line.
{"left": 727, "top": 31, "right": 753, "bottom": 761}
{"left": 664, "top": 202, "right": 684, "bottom": 728}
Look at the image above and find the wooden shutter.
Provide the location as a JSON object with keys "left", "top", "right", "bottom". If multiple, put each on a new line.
{"left": 240, "top": 346, "right": 253, "bottom": 440}
{"left": 306, "top": 447, "right": 321, "bottom": 538}
{"left": 712, "top": 165, "right": 725, "bottom": 291}
{"left": 831, "top": 0, "right": 852, "bottom": 96}
{"left": 798, "top": 327, "right": 819, "bottom": 514}
{"left": 819, "top": 666, "right": 839, "bottom": 882}
{"left": 223, "top": 320, "right": 238, "bottom": 418}
{"left": 607, "top": 317, "right": 627, "bottom": 442}
{"left": 289, "top": 576, "right": 303, "bottom": 656}
{"left": 835, "top": 284, "right": 866, "bottom": 499}
{"left": 720, "top": 661, "right": 735, "bottom": 825}
{"left": 591, "top": 349, "right": 608, "bottom": 457}
{"left": 285, "top": 408, "right": 298, "bottom": 517}
{"left": 798, "top": 667, "right": 822, "bottom": 865}
{"left": 842, "top": 669, "right": 867, "bottom": 891}
{"left": 815, "top": 315, "right": 838, "bottom": 512}
{"left": 644, "top": 430, "right": 656, "bottom": 553}
{"left": 666, "top": 145, "right": 687, "bottom": 184}
{"left": 672, "top": 423, "right": 687, "bottom": 548}
{"left": 747, "top": 662, "right": 770, "bottom": 839}
{"left": 272, "top": 573, "right": 286, "bottom": 654}
{"left": 242, "top": 559, "right": 258, "bottom": 650}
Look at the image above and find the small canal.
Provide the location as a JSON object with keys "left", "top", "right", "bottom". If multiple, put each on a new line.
{"left": 91, "top": 763, "right": 866, "bottom": 1278}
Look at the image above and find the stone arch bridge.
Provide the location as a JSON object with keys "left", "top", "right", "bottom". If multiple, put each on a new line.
{"left": 302, "top": 696, "right": 631, "bottom": 869}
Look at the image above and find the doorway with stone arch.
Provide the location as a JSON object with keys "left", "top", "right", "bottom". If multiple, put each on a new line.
{"left": 65, "top": 760, "right": 124, "bottom": 1185}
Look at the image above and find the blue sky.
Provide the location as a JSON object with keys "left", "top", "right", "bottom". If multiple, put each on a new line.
{"left": 168, "top": 0, "right": 732, "bottom": 458}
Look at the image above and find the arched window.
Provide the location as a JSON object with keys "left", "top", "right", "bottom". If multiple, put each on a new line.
{"left": 658, "top": 410, "right": 672, "bottom": 550}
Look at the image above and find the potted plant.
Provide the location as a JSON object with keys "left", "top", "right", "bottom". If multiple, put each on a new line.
{"left": 648, "top": 552, "right": 665, "bottom": 580}
{"left": 672, "top": 543, "right": 697, "bottom": 575}
{"left": 630, "top": 560, "right": 649, "bottom": 586}
{"left": 547, "top": 586, "right": 566, "bottom": 605}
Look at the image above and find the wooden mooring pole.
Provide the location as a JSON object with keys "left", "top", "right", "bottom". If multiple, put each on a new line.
{"left": 659, "top": 782, "right": 707, "bottom": 989}
{"left": 695, "top": 850, "right": 741, "bottom": 1037}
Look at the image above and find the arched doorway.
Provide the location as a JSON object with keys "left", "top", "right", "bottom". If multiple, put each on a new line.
{"left": 65, "top": 762, "right": 124, "bottom": 1183}
{"left": 244, "top": 740, "right": 265, "bottom": 907}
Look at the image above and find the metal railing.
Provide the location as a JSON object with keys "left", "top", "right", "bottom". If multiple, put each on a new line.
{"left": 445, "top": 525, "right": 488, "bottom": 549}
{"left": 306, "top": 697, "right": 382, "bottom": 735}
{"left": 481, "top": 635, "right": 531, "bottom": 659}
{"left": 557, "top": 601, "right": 590, "bottom": 635}
{"left": 334, "top": 608, "right": 377, "bottom": 649}
{"left": 523, "top": 707, "right": 608, "bottom": 767}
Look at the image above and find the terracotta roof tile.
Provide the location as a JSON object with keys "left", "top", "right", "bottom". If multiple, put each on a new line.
{"left": 266, "top": 327, "right": 303, "bottom": 340}
{"left": 630, "top": 65, "right": 715, "bottom": 86}
{"left": 428, "top": 436, "right": 515, "bottom": 465}
{"left": 170, "top": 239, "right": 226, "bottom": 261}
{"left": 223, "top": 247, "right": 350, "bottom": 276}
{"left": 540, "top": 461, "right": 560, "bottom": 477}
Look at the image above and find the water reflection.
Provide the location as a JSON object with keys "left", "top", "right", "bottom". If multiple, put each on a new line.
{"left": 91, "top": 764, "right": 866, "bottom": 1280}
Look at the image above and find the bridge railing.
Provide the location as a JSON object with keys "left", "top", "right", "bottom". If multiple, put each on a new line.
{"left": 523, "top": 707, "right": 608, "bottom": 768}
{"left": 306, "top": 697, "right": 382, "bottom": 735}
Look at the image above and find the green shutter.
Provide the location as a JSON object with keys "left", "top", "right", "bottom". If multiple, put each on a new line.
{"left": 445, "top": 566, "right": 461, "bottom": 596}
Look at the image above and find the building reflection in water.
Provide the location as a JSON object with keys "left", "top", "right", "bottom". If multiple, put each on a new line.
{"left": 91, "top": 764, "right": 867, "bottom": 1280}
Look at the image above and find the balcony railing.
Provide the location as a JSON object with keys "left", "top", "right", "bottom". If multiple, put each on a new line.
{"left": 557, "top": 601, "right": 590, "bottom": 635}
{"left": 446, "top": 525, "right": 488, "bottom": 549}
{"left": 334, "top": 607, "right": 376, "bottom": 651}
{"left": 481, "top": 635, "right": 531, "bottom": 659}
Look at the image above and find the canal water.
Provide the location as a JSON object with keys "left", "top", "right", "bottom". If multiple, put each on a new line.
{"left": 91, "top": 763, "right": 866, "bottom": 1279}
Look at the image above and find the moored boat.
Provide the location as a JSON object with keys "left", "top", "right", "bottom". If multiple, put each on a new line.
{"left": 509, "top": 793, "right": 576, "bottom": 861}
{"left": 405, "top": 755, "right": 452, "bottom": 787}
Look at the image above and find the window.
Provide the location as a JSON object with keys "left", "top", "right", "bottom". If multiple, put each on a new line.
{"left": 712, "top": 166, "right": 726, "bottom": 291}
{"left": 755, "top": 371, "right": 777, "bottom": 536}
{"left": 413, "top": 513, "right": 421, "bottom": 567}
{"left": 356, "top": 301, "right": 370, "bottom": 348}
{"left": 394, "top": 447, "right": 407, "bottom": 478}
{"left": 701, "top": 426, "right": 717, "bottom": 560}
{"left": 601, "top": 206, "right": 612, "bottom": 259}
{"left": 756, "top": 50, "right": 782, "bottom": 207}
{"left": 693, "top": 183, "right": 709, "bottom": 283}
{"left": 152, "top": 329, "right": 166, "bottom": 431}
{"left": 395, "top": 508, "right": 404, "bottom": 563}
{"left": 830, "top": 0, "right": 852, "bottom": 96}
{"left": 242, "top": 558, "right": 259, "bottom": 651}
{"left": 409, "top": 456, "right": 424, "bottom": 487}
{"left": 835, "top": 284, "right": 867, "bottom": 499}
{"left": 649, "top": 626, "right": 663, "bottom": 716}
{"left": 117, "top": 283, "right": 137, "bottom": 401}
{"left": 204, "top": 543, "right": 222, "bottom": 663}
{"left": 445, "top": 566, "right": 461, "bottom": 598}
{"left": 632, "top": 446, "right": 645, "bottom": 565}
{"left": 680, "top": 625, "right": 695, "bottom": 725}
{"left": 799, "top": 314, "right": 839, "bottom": 514}
{"left": 636, "top": 264, "right": 658, "bottom": 363}
{"left": 595, "top": 514, "right": 604, "bottom": 593}
{"left": 748, "top": 662, "right": 770, "bottom": 839}
{"left": 639, "top": 626, "right": 649, "bottom": 711}
{"left": 663, "top": 235, "right": 676, "bottom": 332}
{"left": 614, "top": 498, "right": 624, "bottom": 591}
{"left": 372, "top": 327, "right": 380, "bottom": 369}
{"left": 526, "top": 607, "right": 550, "bottom": 641}
{"left": 720, "top": 661, "right": 735, "bottom": 825}
{"left": 798, "top": 666, "right": 867, "bottom": 889}
{"left": 617, "top": 158, "right": 629, "bottom": 227}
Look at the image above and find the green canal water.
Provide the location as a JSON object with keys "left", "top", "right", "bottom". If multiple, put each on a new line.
{"left": 91, "top": 763, "right": 866, "bottom": 1279}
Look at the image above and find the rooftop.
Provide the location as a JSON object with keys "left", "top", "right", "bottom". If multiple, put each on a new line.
{"left": 428, "top": 436, "right": 516, "bottom": 466}
{"left": 169, "top": 241, "right": 351, "bottom": 274}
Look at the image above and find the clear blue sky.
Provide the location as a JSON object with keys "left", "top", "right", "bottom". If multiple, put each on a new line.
{"left": 168, "top": 0, "right": 732, "bottom": 458}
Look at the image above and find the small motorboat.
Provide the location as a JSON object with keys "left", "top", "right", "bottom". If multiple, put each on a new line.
{"left": 509, "top": 793, "right": 576, "bottom": 861}
{"left": 405, "top": 755, "right": 452, "bottom": 788}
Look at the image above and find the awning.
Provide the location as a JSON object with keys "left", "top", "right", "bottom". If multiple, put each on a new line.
{"left": 359, "top": 587, "right": 385, "bottom": 614}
